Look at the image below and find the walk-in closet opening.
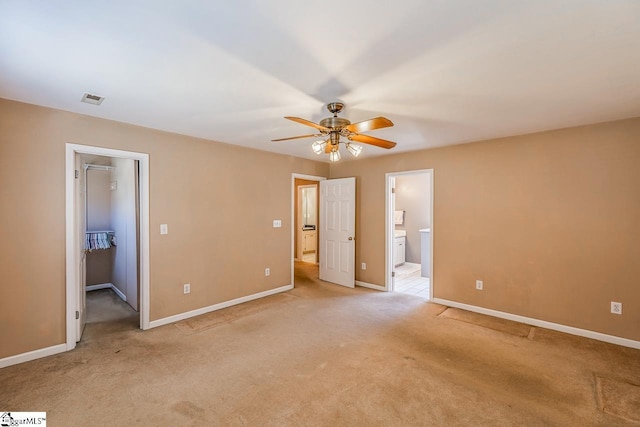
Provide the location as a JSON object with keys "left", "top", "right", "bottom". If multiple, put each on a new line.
{"left": 81, "top": 154, "right": 140, "bottom": 336}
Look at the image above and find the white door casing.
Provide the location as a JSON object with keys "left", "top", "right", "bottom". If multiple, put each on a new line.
{"left": 390, "top": 176, "right": 396, "bottom": 290}
{"left": 66, "top": 143, "right": 150, "bottom": 351}
{"left": 75, "top": 154, "right": 87, "bottom": 340}
{"left": 319, "top": 177, "right": 356, "bottom": 288}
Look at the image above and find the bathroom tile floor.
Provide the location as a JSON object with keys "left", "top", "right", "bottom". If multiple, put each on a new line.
{"left": 394, "top": 270, "right": 430, "bottom": 299}
{"left": 394, "top": 262, "right": 421, "bottom": 277}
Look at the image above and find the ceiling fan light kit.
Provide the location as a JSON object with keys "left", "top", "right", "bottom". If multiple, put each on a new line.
{"left": 272, "top": 102, "right": 397, "bottom": 162}
{"left": 346, "top": 142, "right": 363, "bottom": 158}
{"left": 312, "top": 139, "right": 326, "bottom": 154}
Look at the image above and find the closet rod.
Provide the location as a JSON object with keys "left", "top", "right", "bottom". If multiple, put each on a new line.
{"left": 84, "top": 164, "right": 115, "bottom": 171}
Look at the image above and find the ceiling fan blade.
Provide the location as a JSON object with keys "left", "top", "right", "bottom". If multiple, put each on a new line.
{"left": 271, "top": 134, "right": 323, "bottom": 142}
{"left": 285, "top": 116, "right": 330, "bottom": 132}
{"left": 345, "top": 117, "right": 393, "bottom": 133}
{"left": 349, "top": 133, "right": 397, "bottom": 149}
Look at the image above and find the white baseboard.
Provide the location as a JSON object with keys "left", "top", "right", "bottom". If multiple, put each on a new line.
{"left": 110, "top": 285, "right": 126, "bottom": 302}
{"left": 86, "top": 282, "right": 127, "bottom": 302}
{"left": 149, "top": 284, "right": 294, "bottom": 329}
{"left": 356, "top": 280, "right": 386, "bottom": 291}
{"left": 432, "top": 298, "right": 640, "bottom": 350}
{"left": 86, "top": 283, "right": 111, "bottom": 291}
{"left": 0, "top": 344, "right": 67, "bottom": 369}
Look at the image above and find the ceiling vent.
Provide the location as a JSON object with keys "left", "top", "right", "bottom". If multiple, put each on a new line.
{"left": 81, "top": 92, "right": 105, "bottom": 105}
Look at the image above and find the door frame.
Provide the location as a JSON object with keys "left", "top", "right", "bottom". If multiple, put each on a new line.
{"left": 291, "top": 173, "right": 326, "bottom": 286}
{"left": 385, "top": 169, "right": 434, "bottom": 296}
{"left": 65, "top": 143, "right": 150, "bottom": 350}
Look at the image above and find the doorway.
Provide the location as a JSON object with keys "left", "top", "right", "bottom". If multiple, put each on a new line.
{"left": 386, "top": 170, "right": 433, "bottom": 299}
{"left": 291, "top": 174, "right": 325, "bottom": 286}
{"left": 65, "top": 143, "right": 150, "bottom": 351}
{"left": 83, "top": 155, "right": 139, "bottom": 328}
{"left": 296, "top": 183, "right": 319, "bottom": 264}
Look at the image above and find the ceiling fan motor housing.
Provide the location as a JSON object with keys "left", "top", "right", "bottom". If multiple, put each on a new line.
{"left": 326, "top": 102, "right": 344, "bottom": 115}
{"left": 320, "top": 116, "right": 351, "bottom": 129}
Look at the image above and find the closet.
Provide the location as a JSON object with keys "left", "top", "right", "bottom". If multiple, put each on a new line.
{"left": 84, "top": 156, "right": 139, "bottom": 311}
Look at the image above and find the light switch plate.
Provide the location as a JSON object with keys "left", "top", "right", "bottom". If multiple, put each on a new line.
{"left": 160, "top": 224, "right": 168, "bottom": 235}
{"left": 273, "top": 220, "right": 282, "bottom": 228}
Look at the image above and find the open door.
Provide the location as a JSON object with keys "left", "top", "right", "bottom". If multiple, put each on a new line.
{"left": 75, "top": 154, "right": 87, "bottom": 340}
{"left": 319, "top": 177, "right": 356, "bottom": 288}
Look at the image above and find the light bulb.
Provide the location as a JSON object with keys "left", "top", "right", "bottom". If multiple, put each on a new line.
{"left": 329, "top": 150, "right": 341, "bottom": 162}
{"left": 311, "top": 140, "right": 326, "bottom": 155}
{"left": 346, "top": 143, "right": 363, "bottom": 157}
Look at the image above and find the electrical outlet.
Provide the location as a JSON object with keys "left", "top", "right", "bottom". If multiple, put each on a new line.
{"left": 183, "top": 283, "right": 190, "bottom": 294}
{"left": 361, "top": 262, "right": 367, "bottom": 270}
{"left": 265, "top": 268, "right": 270, "bottom": 276}
{"left": 273, "top": 220, "right": 282, "bottom": 228}
{"left": 611, "top": 301, "right": 622, "bottom": 315}
{"left": 475, "top": 280, "right": 483, "bottom": 290}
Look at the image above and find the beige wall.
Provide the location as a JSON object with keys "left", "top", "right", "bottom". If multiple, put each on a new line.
{"left": 86, "top": 169, "right": 112, "bottom": 230}
{"left": 86, "top": 251, "right": 113, "bottom": 286}
{"left": 331, "top": 118, "right": 640, "bottom": 341}
{"left": 0, "top": 98, "right": 329, "bottom": 359}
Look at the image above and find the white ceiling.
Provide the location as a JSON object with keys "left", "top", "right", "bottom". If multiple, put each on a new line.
{"left": 1, "top": 1, "right": 639, "bottom": 162}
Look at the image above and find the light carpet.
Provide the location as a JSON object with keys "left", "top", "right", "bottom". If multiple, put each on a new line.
{"left": 1, "top": 262, "right": 639, "bottom": 425}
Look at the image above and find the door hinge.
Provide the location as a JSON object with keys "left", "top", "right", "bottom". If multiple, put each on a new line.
{"left": 391, "top": 187, "right": 395, "bottom": 193}
{"left": 75, "top": 310, "right": 79, "bottom": 320}
{"left": 392, "top": 271, "right": 395, "bottom": 277}
{"left": 75, "top": 170, "right": 79, "bottom": 179}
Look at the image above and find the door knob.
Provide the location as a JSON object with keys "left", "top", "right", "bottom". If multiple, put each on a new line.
{"left": 348, "top": 237, "right": 353, "bottom": 241}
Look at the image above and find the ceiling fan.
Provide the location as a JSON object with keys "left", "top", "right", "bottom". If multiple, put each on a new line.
{"left": 272, "top": 102, "right": 396, "bottom": 161}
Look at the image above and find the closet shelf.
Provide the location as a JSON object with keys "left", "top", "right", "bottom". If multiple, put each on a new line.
{"left": 85, "top": 231, "right": 116, "bottom": 251}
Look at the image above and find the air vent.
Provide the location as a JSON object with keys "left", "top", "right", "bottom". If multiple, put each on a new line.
{"left": 81, "top": 92, "right": 105, "bottom": 105}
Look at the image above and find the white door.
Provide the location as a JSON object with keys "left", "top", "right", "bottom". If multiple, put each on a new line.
{"left": 75, "top": 155, "right": 87, "bottom": 340}
{"left": 319, "top": 177, "right": 356, "bottom": 288}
